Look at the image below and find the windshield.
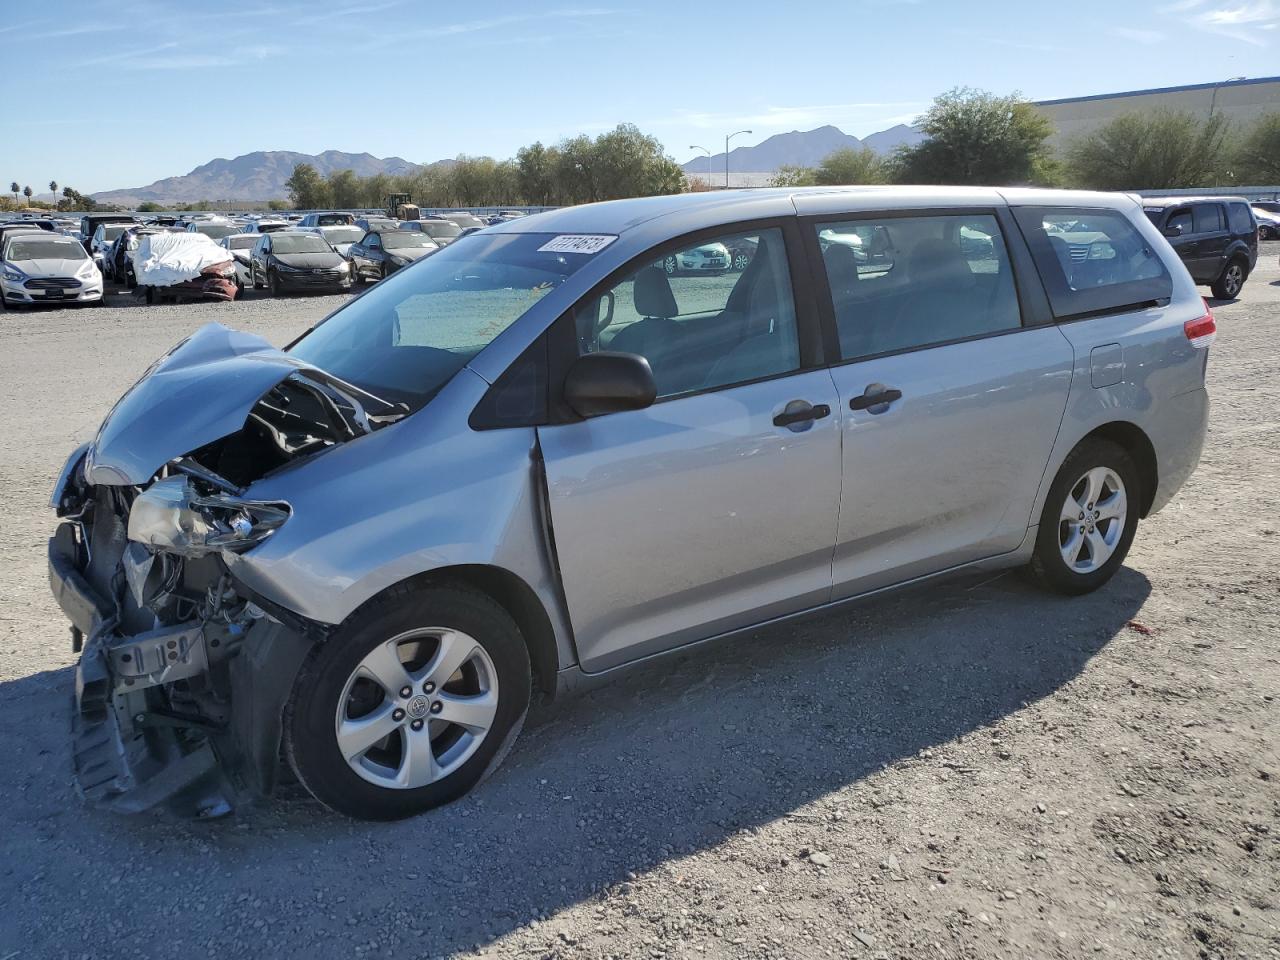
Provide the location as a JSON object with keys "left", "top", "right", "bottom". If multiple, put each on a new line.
{"left": 101, "top": 225, "right": 128, "bottom": 241}
{"left": 7, "top": 239, "right": 88, "bottom": 261}
{"left": 446, "top": 215, "right": 484, "bottom": 228}
{"left": 289, "top": 232, "right": 601, "bottom": 406}
{"left": 226, "top": 235, "right": 258, "bottom": 250}
{"left": 384, "top": 232, "right": 437, "bottom": 250}
{"left": 316, "top": 214, "right": 352, "bottom": 225}
{"left": 195, "top": 224, "right": 239, "bottom": 239}
{"left": 361, "top": 219, "right": 397, "bottom": 231}
{"left": 321, "top": 226, "right": 364, "bottom": 244}
{"left": 272, "top": 234, "right": 332, "bottom": 254}
{"left": 419, "top": 221, "right": 462, "bottom": 239}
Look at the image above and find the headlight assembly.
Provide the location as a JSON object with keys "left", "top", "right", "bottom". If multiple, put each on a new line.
{"left": 127, "top": 475, "right": 290, "bottom": 557}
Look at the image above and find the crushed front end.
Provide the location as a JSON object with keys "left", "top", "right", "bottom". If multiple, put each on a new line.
{"left": 50, "top": 452, "right": 315, "bottom": 816}
{"left": 46, "top": 322, "right": 403, "bottom": 816}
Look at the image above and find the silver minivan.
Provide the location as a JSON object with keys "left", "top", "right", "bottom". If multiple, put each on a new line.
{"left": 49, "top": 187, "right": 1211, "bottom": 820}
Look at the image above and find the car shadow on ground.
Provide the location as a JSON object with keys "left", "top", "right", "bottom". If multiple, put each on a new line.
{"left": 1, "top": 566, "right": 1151, "bottom": 957}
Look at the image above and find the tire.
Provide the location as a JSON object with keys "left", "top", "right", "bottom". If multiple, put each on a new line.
{"left": 144, "top": 286, "right": 155, "bottom": 305}
{"left": 1028, "top": 438, "right": 1141, "bottom": 596}
{"left": 732, "top": 251, "right": 750, "bottom": 272}
{"left": 1211, "top": 257, "right": 1247, "bottom": 300}
{"left": 268, "top": 270, "right": 282, "bottom": 297}
{"left": 351, "top": 264, "right": 364, "bottom": 287}
{"left": 664, "top": 254, "right": 678, "bottom": 276}
{"left": 284, "top": 582, "right": 531, "bottom": 821}
{"left": 252, "top": 267, "right": 264, "bottom": 290}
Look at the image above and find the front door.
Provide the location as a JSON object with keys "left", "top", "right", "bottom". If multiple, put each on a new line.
{"left": 809, "top": 211, "right": 1074, "bottom": 598}
{"left": 537, "top": 225, "right": 842, "bottom": 672}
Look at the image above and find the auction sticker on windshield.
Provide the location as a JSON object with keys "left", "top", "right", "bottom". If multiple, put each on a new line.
{"left": 537, "top": 235, "right": 617, "bottom": 255}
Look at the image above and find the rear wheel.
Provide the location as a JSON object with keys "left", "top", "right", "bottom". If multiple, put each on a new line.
{"left": 285, "top": 583, "right": 531, "bottom": 820}
{"left": 1211, "top": 257, "right": 1247, "bottom": 300}
{"left": 1029, "top": 438, "right": 1140, "bottom": 595}
{"left": 732, "top": 251, "right": 750, "bottom": 271}
{"left": 664, "top": 254, "right": 678, "bottom": 276}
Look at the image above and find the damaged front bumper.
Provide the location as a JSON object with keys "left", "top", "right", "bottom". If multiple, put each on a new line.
{"left": 50, "top": 467, "right": 316, "bottom": 816}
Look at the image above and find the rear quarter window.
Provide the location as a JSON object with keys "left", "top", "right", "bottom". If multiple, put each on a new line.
{"left": 1227, "top": 202, "right": 1254, "bottom": 234}
{"left": 1012, "top": 206, "right": 1172, "bottom": 320}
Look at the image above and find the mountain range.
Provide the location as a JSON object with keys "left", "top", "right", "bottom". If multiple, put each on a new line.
{"left": 92, "top": 150, "right": 425, "bottom": 206}
{"left": 681, "top": 124, "right": 926, "bottom": 176}
{"left": 90, "top": 124, "right": 929, "bottom": 204}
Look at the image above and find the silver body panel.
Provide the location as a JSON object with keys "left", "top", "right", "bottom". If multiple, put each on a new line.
{"left": 60, "top": 186, "right": 1210, "bottom": 692}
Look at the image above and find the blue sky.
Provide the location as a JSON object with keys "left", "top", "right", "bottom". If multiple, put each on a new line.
{"left": 1, "top": 0, "right": 1277, "bottom": 194}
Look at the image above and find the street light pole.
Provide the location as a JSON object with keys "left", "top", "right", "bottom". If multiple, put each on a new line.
{"left": 688, "top": 146, "right": 712, "bottom": 188}
{"left": 725, "top": 130, "right": 752, "bottom": 189}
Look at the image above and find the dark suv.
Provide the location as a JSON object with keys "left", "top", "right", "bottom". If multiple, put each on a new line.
{"left": 1142, "top": 196, "right": 1257, "bottom": 299}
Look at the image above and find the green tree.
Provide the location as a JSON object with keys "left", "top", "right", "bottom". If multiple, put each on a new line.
{"left": 768, "top": 164, "right": 817, "bottom": 187}
{"left": 590, "top": 124, "right": 685, "bottom": 200}
{"left": 8, "top": 182, "right": 17, "bottom": 204}
{"left": 516, "top": 142, "right": 556, "bottom": 205}
{"left": 891, "top": 87, "right": 1053, "bottom": 185}
{"left": 326, "top": 168, "right": 361, "bottom": 208}
{"left": 285, "top": 162, "right": 329, "bottom": 209}
{"left": 1066, "top": 110, "right": 1230, "bottom": 190}
{"left": 137, "top": 201, "right": 165, "bottom": 212}
{"left": 48, "top": 180, "right": 58, "bottom": 197}
{"left": 267, "top": 199, "right": 291, "bottom": 211}
{"left": 22, "top": 185, "right": 33, "bottom": 204}
{"left": 813, "top": 147, "right": 887, "bottom": 185}
{"left": 1233, "top": 112, "right": 1280, "bottom": 184}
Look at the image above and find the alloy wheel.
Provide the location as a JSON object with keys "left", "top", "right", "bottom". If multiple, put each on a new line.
{"left": 1058, "top": 466, "right": 1127, "bottom": 574}
{"left": 733, "top": 252, "right": 750, "bottom": 271}
{"left": 335, "top": 628, "right": 499, "bottom": 790}
{"left": 1223, "top": 264, "right": 1243, "bottom": 297}
{"left": 664, "top": 255, "right": 678, "bottom": 276}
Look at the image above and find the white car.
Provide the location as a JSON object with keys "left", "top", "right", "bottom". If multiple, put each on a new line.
{"left": 661, "top": 241, "right": 731, "bottom": 275}
{"left": 219, "top": 234, "right": 260, "bottom": 289}
{"left": 90, "top": 223, "right": 131, "bottom": 276}
{"left": 1, "top": 232, "right": 103, "bottom": 308}
{"left": 1251, "top": 205, "right": 1280, "bottom": 240}
{"left": 304, "top": 224, "right": 365, "bottom": 259}
{"left": 241, "top": 219, "right": 290, "bottom": 234}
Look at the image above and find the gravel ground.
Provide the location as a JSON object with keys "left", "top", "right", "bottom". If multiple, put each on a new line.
{"left": 1, "top": 252, "right": 1278, "bottom": 960}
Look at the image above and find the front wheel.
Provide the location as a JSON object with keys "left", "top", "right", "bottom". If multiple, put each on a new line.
{"left": 268, "top": 270, "right": 283, "bottom": 297}
{"left": 285, "top": 583, "right": 531, "bottom": 820}
{"left": 1211, "top": 258, "right": 1247, "bottom": 300}
{"left": 732, "top": 251, "right": 751, "bottom": 271}
{"left": 1028, "top": 438, "right": 1140, "bottom": 595}
{"left": 664, "top": 254, "right": 678, "bottom": 276}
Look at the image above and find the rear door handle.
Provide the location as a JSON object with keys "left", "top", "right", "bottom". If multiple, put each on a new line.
{"left": 773, "top": 401, "right": 831, "bottom": 428}
{"left": 849, "top": 384, "right": 902, "bottom": 412}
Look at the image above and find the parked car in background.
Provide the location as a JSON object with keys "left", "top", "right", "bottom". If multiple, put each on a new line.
{"left": 89, "top": 223, "right": 131, "bottom": 274}
{"left": 348, "top": 228, "right": 438, "bottom": 283}
{"left": 303, "top": 224, "right": 365, "bottom": 259}
{"left": 241, "top": 219, "right": 291, "bottom": 234}
{"left": 1250, "top": 204, "right": 1280, "bottom": 240}
{"left": 447, "top": 212, "right": 488, "bottom": 230}
{"left": 219, "top": 233, "right": 261, "bottom": 292}
{"left": 401, "top": 218, "right": 462, "bottom": 246}
{"left": 1142, "top": 196, "right": 1257, "bottom": 299}
{"left": 107, "top": 225, "right": 173, "bottom": 286}
{"left": 0, "top": 224, "right": 46, "bottom": 254}
{"left": 2, "top": 231, "right": 103, "bottom": 308}
{"left": 661, "top": 240, "right": 731, "bottom": 275}
{"left": 79, "top": 213, "right": 135, "bottom": 252}
{"left": 355, "top": 216, "right": 399, "bottom": 234}
{"left": 299, "top": 212, "right": 356, "bottom": 227}
{"left": 45, "top": 187, "right": 1212, "bottom": 820}
{"left": 248, "top": 230, "right": 352, "bottom": 296}
{"left": 186, "top": 220, "right": 242, "bottom": 241}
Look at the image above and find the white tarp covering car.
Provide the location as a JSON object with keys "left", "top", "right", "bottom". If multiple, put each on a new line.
{"left": 133, "top": 232, "right": 235, "bottom": 287}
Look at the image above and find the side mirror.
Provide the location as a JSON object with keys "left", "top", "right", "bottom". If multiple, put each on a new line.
{"left": 1163, "top": 224, "right": 1184, "bottom": 238}
{"left": 563, "top": 351, "right": 657, "bottom": 418}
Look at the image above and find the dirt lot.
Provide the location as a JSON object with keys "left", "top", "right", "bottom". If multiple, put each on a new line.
{"left": 1, "top": 253, "right": 1278, "bottom": 960}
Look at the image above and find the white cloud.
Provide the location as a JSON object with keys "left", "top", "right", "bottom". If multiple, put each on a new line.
{"left": 1177, "top": 0, "right": 1279, "bottom": 43}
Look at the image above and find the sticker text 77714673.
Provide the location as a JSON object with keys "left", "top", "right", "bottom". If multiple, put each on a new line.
{"left": 537, "top": 235, "right": 618, "bottom": 255}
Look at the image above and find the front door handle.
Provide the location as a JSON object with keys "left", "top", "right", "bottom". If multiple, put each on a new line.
{"left": 773, "top": 401, "right": 831, "bottom": 428}
{"left": 849, "top": 384, "right": 903, "bottom": 412}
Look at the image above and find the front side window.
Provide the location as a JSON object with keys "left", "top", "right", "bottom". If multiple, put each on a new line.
{"left": 1166, "top": 209, "right": 1194, "bottom": 235}
{"left": 1193, "top": 203, "right": 1223, "bottom": 234}
{"left": 573, "top": 227, "right": 799, "bottom": 399}
{"left": 289, "top": 232, "right": 600, "bottom": 408}
{"left": 816, "top": 213, "right": 1020, "bottom": 360}
{"left": 1014, "top": 206, "right": 1171, "bottom": 319}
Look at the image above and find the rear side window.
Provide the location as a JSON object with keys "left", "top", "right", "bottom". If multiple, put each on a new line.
{"left": 1226, "top": 202, "right": 1254, "bottom": 234}
{"left": 1012, "top": 207, "right": 1171, "bottom": 320}
{"left": 814, "top": 213, "right": 1021, "bottom": 360}
{"left": 1193, "top": 204, "right": 1223, "bottom": 234}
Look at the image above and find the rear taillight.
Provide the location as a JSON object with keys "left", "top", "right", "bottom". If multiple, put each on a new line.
{"left": 1184, "top": 302, "right": 1216, "bottom": 348}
